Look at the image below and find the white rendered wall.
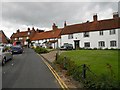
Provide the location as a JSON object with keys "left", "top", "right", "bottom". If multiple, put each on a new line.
{"left": 61, "top": 29, "right": 119, "bottom": 49}
{"left": 118, "top": 29, "right": 120, "bottom": 49}
{"left": 32, "top": 38, "right": 61, "bottom": 49}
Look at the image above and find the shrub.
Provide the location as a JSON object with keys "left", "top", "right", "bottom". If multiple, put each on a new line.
{"left": 98, "top": 48, "right": 103, "bottom": 50}
{"left": 34, "top": 47, "right": 49, "bottom": 54}
{"left": 93, "top": 48, "right": 97, "bottom": 50}
{"left": 104, "top": 48, "right": 109, "bottom": 50}
{"left": 87, "top": 48, "right": 92, "bottom": 50}
{"left": 49, "top": 46, "right": 53, "bottom": 49}
{"left": 110, "top": 48, "right": 116, "bottom": 50}
{"left": 79, "top": 47, "right": 85, "bottom": 50}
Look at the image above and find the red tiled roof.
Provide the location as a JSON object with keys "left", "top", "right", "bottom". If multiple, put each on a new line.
{"left": 61, "top": 17, "right": 120, "bottom": 35}
{"left": 11, "top": 31, "right": 29, "bottom": 38}
{"left": 11, "top": 29, "right": 37, "bottom": 40}
{"left": 0, "top": 30, "right": 8, "bottom": 44}
{"left": 31, "top": 29, "right": 62, "bottom": 41}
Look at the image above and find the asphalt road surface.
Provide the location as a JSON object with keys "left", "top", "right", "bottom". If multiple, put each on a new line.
{"left": 2, "top": 48, "right": 60, "bottom": 88}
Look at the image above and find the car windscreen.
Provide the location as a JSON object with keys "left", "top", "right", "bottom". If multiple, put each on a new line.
{"left": 11, "top": 47, "right": 21, "bottom": 50}
{"left": 68, "top": 44, "right": 73, "bottom": 47}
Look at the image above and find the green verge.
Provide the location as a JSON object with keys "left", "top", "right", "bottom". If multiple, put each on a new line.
{"left": 56, "top": 50, "right": 119, "bottom": 89}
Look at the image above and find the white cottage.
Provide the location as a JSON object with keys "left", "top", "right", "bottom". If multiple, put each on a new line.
{"left": 61, "top": 13, "right": 120, "bottom": 49}
{"left": 31, "top": 23, "right": 62, "bottom": 49}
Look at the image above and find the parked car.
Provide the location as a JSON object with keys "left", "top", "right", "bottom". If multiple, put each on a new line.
{"left": 0, "top": 46, "right": 13, "bottom": 66}
{"left": 60, "top": 43, "right": 73, "bottom": 50}
{"left": 11, "top": 46, "right": 23, "bottom": 54}
{"left": 6, "top": 44, "right": 13, "bottom": 48}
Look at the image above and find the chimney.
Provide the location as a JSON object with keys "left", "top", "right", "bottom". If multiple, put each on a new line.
{"left": 52, "top": 23, "right": 58, "bottom": 30}
{"left": 28, "top": 27, "right": 30, "bottom": 31}
{"left": 32, "top": 27, "right": 35, "bottom": 31}
{"left": 113, "top": 12, "right": 119, "bottom": 19}
{"left": 64, "top": 21, "right": 67, "bottom": 27}
{"left": 17, "top": 29, "right": 20, "bottom": 33}
{"left": 93, "top": 14, "right": 98, "bottom": 21}
{"left": 36, "top": 28, "right": 44, "bottom": 33}
{"left": 86, "top": 20, "right": 89, "bottom": 23}
{"left": 36, "top": 28, "right": 39, "bottom": 32}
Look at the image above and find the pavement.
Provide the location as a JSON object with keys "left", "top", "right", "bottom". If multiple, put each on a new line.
{"left": 0, "top": 65, "right": 2, "bottom": 90}
{"left": 41, "top": 50, "right": 64, "bottom": 63}
{"left": 41, "top": 50, "right": 82, "bottom": 88}
{"left": 2, "top": 48, "right": 60, "bottom": 88}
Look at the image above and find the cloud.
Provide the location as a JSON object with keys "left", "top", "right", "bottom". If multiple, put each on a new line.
{"left": 1, "top": 2, "right": 118, "bottom": 38}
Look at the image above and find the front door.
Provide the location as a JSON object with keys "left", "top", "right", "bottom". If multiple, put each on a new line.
{"left": 74, "top": 40, "right": 80, "bottom": 49}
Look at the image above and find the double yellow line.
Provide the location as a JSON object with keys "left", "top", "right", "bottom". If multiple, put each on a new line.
{"left": 37, "top": 54, "right": 68, "bottom": 90}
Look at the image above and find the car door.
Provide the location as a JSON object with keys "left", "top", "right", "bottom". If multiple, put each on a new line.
{"left": 0, "top": 48, "right": 2, "bottom": 61}
{"left": 6, "top": 49, "right": 12, "bottom": 60}
{"left": 3, "top": 48, "right": 10, "bottom": 60}
{"left": 6, "top": 51, "right": 11, "bottom": 60}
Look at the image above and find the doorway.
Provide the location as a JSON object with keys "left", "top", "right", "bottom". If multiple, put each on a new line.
{"left": 74, "top": 40, "right": 80, "bottom": 49}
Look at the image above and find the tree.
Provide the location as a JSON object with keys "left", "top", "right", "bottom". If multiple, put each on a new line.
{"left": 26, "top": 39, "right": 31, "bottom": 48}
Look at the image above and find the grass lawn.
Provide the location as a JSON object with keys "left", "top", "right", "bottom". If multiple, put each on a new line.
{"left": 60, "top": 50, "right": 119, "bottom": 80}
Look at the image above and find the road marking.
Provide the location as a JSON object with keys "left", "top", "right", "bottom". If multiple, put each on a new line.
{"left": 37, "top": 54, "right": 68, "bottom": 90}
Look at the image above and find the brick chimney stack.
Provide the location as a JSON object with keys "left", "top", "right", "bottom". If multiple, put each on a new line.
{"left": 52, "top": 23, "right": 58, "bottom": 30}
{"left": 17, "top": 29, "right": 20, "bottom": 33}
{"left": 64, "top": 21, "right": 67, "bottom": 27}
{"left": 93, "top": 14, "right": 98, "bottom": 21}
{"left": 113, "top": 12, "right": 119, "bottom": 19}
{"left": 32, "top": 27, "right": 35, "bottom": 31}
{"left": 28, "top": 27, "right": 30, "bottom": 31}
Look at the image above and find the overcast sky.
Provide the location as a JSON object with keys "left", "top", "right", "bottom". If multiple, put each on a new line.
{"left": 0, "top": 1, "right": 119, "bottom": 38}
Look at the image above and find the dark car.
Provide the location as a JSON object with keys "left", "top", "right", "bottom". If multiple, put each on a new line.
{"left": 60, "top": 43, "right": 73, "bottom": 50}
{"left": 11, "top": 46, "right": 23, "bottom": 54}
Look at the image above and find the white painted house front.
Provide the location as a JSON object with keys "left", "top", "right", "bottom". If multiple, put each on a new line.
{"left": 61, "top": 29, "right": 120, "bottom": 49}
{"left": 61, "top": 13, "right": 120, "bottom": 49}
{"left": 31, "top": 23, "right": 62, "bottom": 49}
{"left": 32, "top": 38, "right": 61, "bottom": 49}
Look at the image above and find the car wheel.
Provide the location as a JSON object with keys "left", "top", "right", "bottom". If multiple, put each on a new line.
{"left": 2, "top": 58, "right": 6, "bottom": 66}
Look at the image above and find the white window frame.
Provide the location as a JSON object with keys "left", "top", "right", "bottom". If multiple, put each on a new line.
{"left": 110, "top": 29, "right": 116, "bottom": 35}
{"left": 99, "top": 31, "right": 104, "bottom": 36}
{"left": 110, "top": 40, "right": 117, "bottom": 47}
{"left": 68, "top": 34, "right": 73, "bottom": 39}
{"left": 84, "top": 42, "right": 90, "bottom": 47}
{"left": 15, "top": 38, "right": 17, "bottom": 40}
{"left": 98, "top": 41, "right": 105, "bottom": 47}
{"left": 26, "top": 37, "right": 29, "bottom": 39}
{"left": 84, "top": 32, "right": 89, "bottom": 37}
{"left": 28, "top": 32, "right": 30, "bottom": 35}
{"left": 19, "top": 37, "right": 23, "bottom": 40}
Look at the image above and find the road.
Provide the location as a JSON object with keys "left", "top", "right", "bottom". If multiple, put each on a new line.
{"left": 2, "top": 48, "right": 60, "bottom": 88}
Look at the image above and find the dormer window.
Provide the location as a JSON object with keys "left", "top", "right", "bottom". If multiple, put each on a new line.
{"left": 26, "top": 37, "right": 29, "bottom": 39}
{"left": 15, "top": 38, "right": 17, "bottom": 40}
{"left": 110, "top": 29, "right": 116, "bottom": 35}
{"left": 68, "top": 34, "right": 73, "bottom": 39}
{"left": 28, "top": 32, "right": 30, "bottom": 35}
{"left": 84, "top": 32, "right": 89, "bottom": 37}
{"left": 99, "top": 31, "right": 104, "bottom": 36}
{"left": 19, "top": 38, "right": 23, "bottom": 40}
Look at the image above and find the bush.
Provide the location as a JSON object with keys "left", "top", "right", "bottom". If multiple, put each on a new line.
{"left": 104, "top": 48, "right": 109, "bottom": 50}
{"left": 98, "top": 48, "right": 103, "bottom": 50}
{"left": 79, "top": 48, "right": 85, "bottom": 50}
{"left": 93, "top": 48, "right": 97, "bottom": 50}
{"left": 87, "top": 48, "right": 92, "bottom": 50}
{"left": 34, "top": 47, "right": 49, "bottom": 54}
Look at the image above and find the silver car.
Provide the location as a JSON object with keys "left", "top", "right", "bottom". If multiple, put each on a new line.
{"left": 0, "top": 46, "right": 13, "bottom": 66}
